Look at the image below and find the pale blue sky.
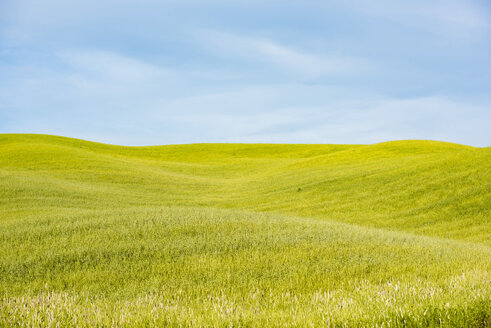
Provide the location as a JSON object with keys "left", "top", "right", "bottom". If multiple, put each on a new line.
{"left": 1, "top": 0, "right": 490, "bottom": 146}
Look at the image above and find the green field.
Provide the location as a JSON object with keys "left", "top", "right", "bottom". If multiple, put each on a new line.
{"left": 1, "top": 134, "right": 490, "bottom": 327}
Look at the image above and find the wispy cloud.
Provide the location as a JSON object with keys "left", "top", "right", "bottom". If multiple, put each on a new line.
{"left": 157, "top": 94, "right": 491, "bottom": 146}
{"left": 193, "top": 30, "right": 368, "bottom": 79}
{"left": 339, "top": 0, "right": 491, "bottom": 40}
{"left": 59, "top": 50, "right": 169, "bottom": 81}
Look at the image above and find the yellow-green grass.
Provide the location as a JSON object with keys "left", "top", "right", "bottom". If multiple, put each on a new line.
{"left": 0, "top": 134, "right": 490, "bottom": 327}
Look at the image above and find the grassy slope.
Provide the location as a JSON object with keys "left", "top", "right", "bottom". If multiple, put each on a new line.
{"left": 1, "top": 134, "right": 489, "bottom": 243}
{"left": 0, "top": 134, "right": 490, "bottom": 327}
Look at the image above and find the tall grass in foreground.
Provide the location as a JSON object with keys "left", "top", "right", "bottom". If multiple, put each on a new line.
{"left": 2, "top": 282, "right": 489, "bottom": 327}
{"left": 1, "top": 207, "right": 490, "bottom": 327}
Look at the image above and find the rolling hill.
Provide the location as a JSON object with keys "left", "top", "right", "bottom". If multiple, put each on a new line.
{"left": 0, "top": 134, "right": 490, "bottom": 327}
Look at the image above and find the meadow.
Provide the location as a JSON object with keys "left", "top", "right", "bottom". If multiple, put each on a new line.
{"left": 0, "top": 134, "right": 490, "bottom": 327}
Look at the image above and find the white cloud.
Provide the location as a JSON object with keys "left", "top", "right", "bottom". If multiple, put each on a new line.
{"left": 339, "top": 0, "right": 491, "bottom": 40}
{"left": 2, "top": 60, "right": 490, "bottom": 146}
{"left": 144, "top": 87, "right": 491, "bottom": 146}
{"left": 193, "top": 30, "right": 369, "bottom": 79}
{"left": 58, "top": 50, "right": 170, "bottom": 82}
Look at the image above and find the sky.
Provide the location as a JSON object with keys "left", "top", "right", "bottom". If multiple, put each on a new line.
{"left": 1, "top": 0, "right": 490, "bottom": 146}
